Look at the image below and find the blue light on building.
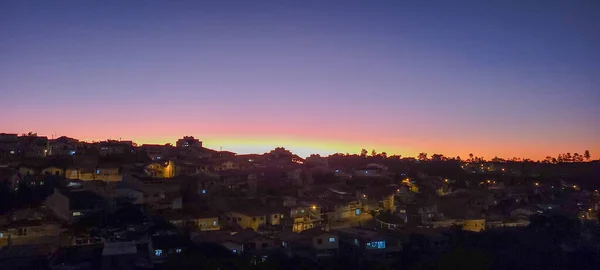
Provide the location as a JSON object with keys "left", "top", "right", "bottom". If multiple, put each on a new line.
{"left": 355, "top": 209, "right": 361, "bottom": 215}
{"left": 366, "top": 241, "right": 386, "bottom": 249}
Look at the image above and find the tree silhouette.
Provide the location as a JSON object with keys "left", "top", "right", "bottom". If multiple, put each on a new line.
{"left": 381, "top": 152, "right": 387, "bottom": 158}
{"left": 371, "top": 149, "right": 377, "bottom": 157}
{"left": 584, "top": 150, "right": 591, "bottom": 161}
{"left": 360, "top": 149, "right": 368, "bottom": 157}
{"left": 468, "top": 153, "right": 474, "bottom": 162}
{"left": 417, "top": 152, "right": 428, "bottom": 161}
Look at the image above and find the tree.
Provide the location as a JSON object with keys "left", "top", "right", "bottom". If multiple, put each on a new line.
{"left": 584, "top": 150, "right": 591, "bottom": 161}
{"left": 469, "top": 153, "right": 474, "bottom": 162}
{"left": 551, "top": 157, "right": 557, "bottom": 164}
{"left": 371, "top": 149, "right": 377, "bottom": 157}
{"left": 544, "top": 156, "right": 552, "bottom": 163}
{"left": 417, "top": 152, "right": 428, "bottom": 161}
{"left": 360, "top": 149, "right": 368, "bottom": 157}
{"left": 456, "top": 156, "right": 461, "bottom": 161}
{"left": 380, "top": 152, "right": 387, "bottom": 158}
{"left": 566, "top": 152, "right": 572, "bottom": 162}
{"left": 431, "top": 154, "right": 444, "bottom": 162}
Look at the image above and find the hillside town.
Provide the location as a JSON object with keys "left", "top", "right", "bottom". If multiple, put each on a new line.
{"left": 0, "top": 133, "right": 599, "bottom": 269}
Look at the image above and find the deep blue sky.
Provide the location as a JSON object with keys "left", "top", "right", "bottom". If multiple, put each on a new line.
{"left": 1, "top": 0, "right": 599, "bottom": 158}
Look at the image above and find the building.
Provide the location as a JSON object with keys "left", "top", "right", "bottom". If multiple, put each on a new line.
{"left": 375, "top": 212, "right": 405, "bottom": 230}
{"left": 163, "top": 209, "right": 220, "bottom": 231}
{"left": 0, "top": 220, "right": 61, "bottom": 247}
{"left": 145, "top": 160, "right": 176, "bottom": 178}
{"left": 334, "top": 227, "right": 402, "bottom": 261}
{"left": 45, "top": 189, "right": 107, "bottom": 223}
{"left": 278, "top": 227, "right": 339, "bottom": 261}
{"left": 48, "top": 136, "right": 78, "bottom": 156}
{"left": 176, "top": 136, "right": 202, "bottom": 149}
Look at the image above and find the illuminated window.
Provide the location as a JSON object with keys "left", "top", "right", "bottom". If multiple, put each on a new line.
{"left": 366, "top": 241, "right": 386, "bottom": 249}
{"left": 355, "top": 209, "right": 361, "bottom": 215}
{"left": 69, "top": 150, "right": 76, "bottom": 155}
{"left": 72, "top": 212, "right": 82, "bottom": 216}
{"left": 0, "top": 233, "right": 3, "bottom": 238}
{"left": 175, "top": 248, "right": 182, "bottom": 253}
{"left": 329, "top": 237, "right": 335, "bottom": 243}
{"left": 213, "top": 221, "right": 217, "bottom": 226}
{"left": 232, "top": 249, "right": 237, "bottom": 254}
{"left": 201, "top": 189, "right": 206, "bottom": 194}
{"left": 96, "top": 169, "right": 100, "bottom": 174}
{"left": 354, "top": 239, "right": 359, "bottom": 246}
{"left": 155, "top": 249, "right": 163, "bottom": 256}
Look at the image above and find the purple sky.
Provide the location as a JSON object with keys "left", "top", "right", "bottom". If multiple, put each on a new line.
{"left": 1, "top": 0, "right": 599, "bottom": 159}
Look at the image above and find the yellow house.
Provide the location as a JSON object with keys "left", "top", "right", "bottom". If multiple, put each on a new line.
{"left": 226, "top": 212, "right": 266, "bottom": 231}
{"left": 42, "top": 167, "right": 64, "bottom": 176}
{"left": 65, "top": 167, "right": 96, "bottom": 181}
{"left": 164, "top": 210, "right": 220, "bottom": 231}
{"left": 95, "top": 167, "right": 121, "bottom": 182}
{"left": 0, "top": 220, "right": 61, "bottom": 247}
{"left": 462, "top": 219, "right": 486, "bottom": 232}
{"left": 145, "top": 160, "right": 175, "bottom": 178}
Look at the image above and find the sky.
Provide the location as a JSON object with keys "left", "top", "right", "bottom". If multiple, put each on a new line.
{"left": 1, "top": 0, "right": 599, "bottom": 159}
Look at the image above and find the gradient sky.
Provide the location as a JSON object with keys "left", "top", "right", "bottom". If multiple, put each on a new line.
{"left": 1, "top": 0, "right": 599, "bottom": 159}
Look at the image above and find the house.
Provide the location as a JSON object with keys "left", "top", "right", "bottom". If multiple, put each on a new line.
{"left": 278, "top": 227, "right": 339, "bottom": 261}
{"left": 94, "top": 165, "right": 122, "bottom": 182}
{"left": 353, "top": 163, "right": 388, "bottom": 178}
{"left": 0, "top": 219, "right": 61, "bottom": 247}
{"left": 334, "top": 227, "right": 402, "bottom": 261}
{"left": 358, "top": 187, "right": 396, "bottom": 213}
{"left": 48, "top": 136, "right": 78, "bottom": 156}
{"left": 95, "top": 140, "right": 134, "bottom": 156}
{"left": 144, "top": 160, "right": 176, "bottom": 178}
{"left": 285, "top": 202, "right": 323, "bottom": 232}
{"left": 192, "top": 230, "right": 244, "bottom": 255}
{"left": 0, "top": 168, "right": 20, "bottom": 191}
{"left": 176, "top": 136, "right": 202, "bottom": 149}
{"left": 424, "top": 218, "right": 486, "bottom": 232}
{"left": 162, "top": 208, "right": 220, "bottom": 231}
{"left": 140, "top": 144, "right": 173, "bottom": 161}
{"left": 224, "top": 207, "right": 283, "bottom": 231}
{"left": 419, "top": 177, "right": 451, "bottom": 196}
{"left": 213, "top": 160, "right": 242, "bottom": 172}
{"left": 150, "top": 232, "right": 187, "bottom": 264}
{"left": 304, "top": 155, "right": 328, "bottom": 167}
{"left": 0, "top": 133, "right": 19, "bottom": 156}
{"left": 375, "top": 212, "right": 405, "bottom": 231}
{"left": 0, "top": 244, "right": 58, "bottom": 270}
{"left": 232, "top": 228, "right": 278, "bottom": 255}
{"left": 192, "top": 228, "right": 278, "bottom": 256}
{"left": 41, "top": 166, "right": 64, "bottom": 177}
{"left": 45, "top": 188, "right": 107, "bottom": 223}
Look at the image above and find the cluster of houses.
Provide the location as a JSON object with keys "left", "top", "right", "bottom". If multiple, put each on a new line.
{"left": 1, "top": 133, "right": 599, "bottom": 269}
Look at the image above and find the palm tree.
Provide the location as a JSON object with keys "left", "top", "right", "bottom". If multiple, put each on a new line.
{"left": 584, "top": 150, "right": 591, "bottom": 161}
{"left": 469, "top": 153, "right": 474, "bottom": 162}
